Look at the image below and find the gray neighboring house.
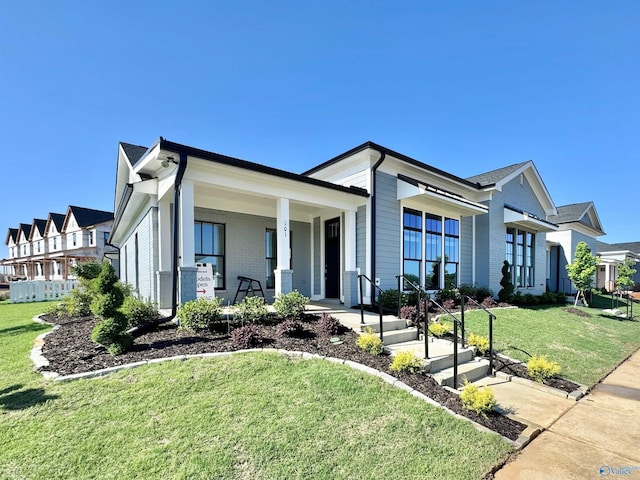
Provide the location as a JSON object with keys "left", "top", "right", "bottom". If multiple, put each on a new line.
{"left": 109, "top": 138, "right": 607, "bottom": 312}
{"left": 596, "top": 241, "right": 640, "bottom": 291}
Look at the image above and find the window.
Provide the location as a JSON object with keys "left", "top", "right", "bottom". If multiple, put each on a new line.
{"left": 104, "top": 232, "right": 110, "bottom": 244}
{"left": 72, "top": 232, "right": 77, "bottom": 246}
{"left": 444, "top": 218, "right": 459, "bottom": 289}
{"left": 90, "top": 231, "right": 94, "bottom": 245}
{"left": 425, "top": 214, "right": 442, "bottom": 289}
{"left": 37, "top": 241, "right": 41, "bottom": 253}
{"left": 403, "top": 209, "right": 422, "bottom": 288}
{"left": 266, "top": 229, "right": 277, "bottom": 289}
{"left": 505, "top": 228, "right": 535, "bottom": 287}
{"left": 194, "top": 221, "right": 225, "bottom": 289}
{"left": 53, "top": 237, "right": 57, "bottom": 250}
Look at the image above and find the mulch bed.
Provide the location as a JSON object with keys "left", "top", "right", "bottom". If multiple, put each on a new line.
{"left": 492, "top": 356, "right": 581, "bottom": 393}
{"left": 39, "top": 313, "right": 526, "bottom": 441}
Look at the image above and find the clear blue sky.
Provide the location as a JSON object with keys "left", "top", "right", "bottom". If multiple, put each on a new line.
{"left": 1, "top": 1, "right": 638, "bottom": 251}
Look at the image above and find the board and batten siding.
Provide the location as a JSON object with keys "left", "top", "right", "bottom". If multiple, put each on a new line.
{"left": 459, "top": 216, "right": 474, "bottom": 286}
{"left": 120, "top": 206, "right": 158, "bottom": 302}
{"left": 375, "top": 172, "right": 401, "bottom": 291}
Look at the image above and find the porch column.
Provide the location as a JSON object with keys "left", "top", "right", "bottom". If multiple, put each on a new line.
{"left": 343, "top": 210, "right": 358, "bottom": 307}
{"left": 275, "top": 197, "right": 293, "bottom": 295}
{"left": 156, "top": 196, "right": 173, "bottom": 308}
{"left": 178, "top": 179, "right": 197, "bottom": 303}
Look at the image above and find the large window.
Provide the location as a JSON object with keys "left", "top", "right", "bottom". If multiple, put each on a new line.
{"left": 403, "top": 209, "right": 422, "bottom": 287}
{"left": 195, "top": 221, "right": 225, "bottom": 289}
{"left": 266, "top": 229, "right": 277, "bottom": 289}
{"left": 505, "top": 227, "right": 535, "bottom": 288}
{"left": 402, "top": 210, "right": 459, "bottom": 290}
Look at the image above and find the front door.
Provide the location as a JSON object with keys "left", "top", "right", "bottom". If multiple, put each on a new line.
{"left": 325, "top": 217, "right": 340, "bottom": 298}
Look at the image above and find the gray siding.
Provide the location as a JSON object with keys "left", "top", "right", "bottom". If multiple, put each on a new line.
{"left": 459, "top": 216, "right": 474, "bottom": 286}
{"left": 313, "top": 217, "right": 321, "bottom": 295}
{"left": 375, "top": 172, "right": 401, "bottom": 290}
{"left": 501, "top": 175, "right": 547, "bottom": 217}
{"left": 194, "top": 207, "right": 311, "bottom": 303}
{"left": 120, "top": 207, "right": 158, "bottom": 302}
{"left": 356, "top": 205, "right": 367, "bottom": 274}
{"left": 473, "top": 208, "right": 491, "bottom": 289}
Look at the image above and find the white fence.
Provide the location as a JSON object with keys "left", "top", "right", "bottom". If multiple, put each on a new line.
{"left": 10, "top": 280, "right": 78, "bottom": 303}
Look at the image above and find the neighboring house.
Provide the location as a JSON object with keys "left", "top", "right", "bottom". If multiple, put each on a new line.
{"left": 546, "top": 202, "right": 606, "bottom": 293}
{"left": 1, "top": 206, "right": 116, "bottom": 281}
{"left": 596, "top": 241, "right": 640, "bottom": 291}
{"left": 111, "top": 137, "right": 603, "bottom": 313}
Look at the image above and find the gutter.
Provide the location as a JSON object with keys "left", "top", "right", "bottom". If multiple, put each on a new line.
{"left": 170, "top": 152, "right": 188, "bottom": 318}
{"left": 370, "top": 150, "right": 386, "bottom": 302}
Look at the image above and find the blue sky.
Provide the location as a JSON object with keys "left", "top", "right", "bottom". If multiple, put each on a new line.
{"left": 1, "top": 1, "right": 638, "bottom": 250}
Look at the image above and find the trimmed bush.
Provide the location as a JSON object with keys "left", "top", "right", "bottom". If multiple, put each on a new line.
{"left": 389, "top": 350, "right": 423, "bottom": 373}
{"left": 527, "top": 355, "right": 561, "bottom": 383}
{"left": 318, "top": 313, "right": 341, "bottom": 336}
{"left": 273, "top": 290, "right": 309, "bottom": 320}
{"left": 121, "top": 296, "right": 159, "bottom": 328}
{"left": 468, "top": 333, "right": 490, "bottom": 354}
{"left": 177, "top": 297, "right": 222, "bottom": 332}
{"left": 231, "top": 324, "right": 263, "bottom": 348}
{"left": 234, "top": 296, "right": 269, "bottom": 323}
{"left": 460, "top": 380, "right": 497, "bottom": 416}
{"left": 378, "top": 289, "right": 407, "bottom": 310}
{"left": 90, "top": 313, "right": 131, "bottom": 356}
{"left": 71, "top": 259, "right": 103, "bottom": 282}
{"left": 276, "top": 318, "right": 304, "bottom": 337}
{"left": 356, "top": 327, "right": 384, "bottom": 355}
{"left": 498, "top": 260, "right": 514, "bottom": 303}
{"left": 428, "top": 322, "right": 451, "bottom": 337}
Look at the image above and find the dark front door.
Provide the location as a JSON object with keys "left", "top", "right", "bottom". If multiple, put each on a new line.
{"left": 325, "top": 217, "right": 340, "bottom": 298}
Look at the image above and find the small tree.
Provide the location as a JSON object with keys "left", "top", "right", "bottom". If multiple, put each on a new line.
{"left": 566, "top": 242, "right": 597, "bottom": 307}
{"left": 498, "top": 260, "right": 514, "bottom": 303}
{"left": 616, "top": 258, "right": 637, "bottom": 292}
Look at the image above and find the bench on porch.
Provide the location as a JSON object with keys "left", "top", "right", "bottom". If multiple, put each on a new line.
{"left": 233, "top": 276, "right": 265, "bottom": 304}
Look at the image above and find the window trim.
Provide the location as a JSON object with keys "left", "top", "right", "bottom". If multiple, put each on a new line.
{"left": 194, "top": 220, "right": 226, "bottom": 290}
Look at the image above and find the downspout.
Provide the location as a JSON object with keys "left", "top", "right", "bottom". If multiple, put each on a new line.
{"left": 171, "top": 152, "right": 188, "bottom": 318}
{"left": 370, "top": 150, "right": 386, "bottom": 302}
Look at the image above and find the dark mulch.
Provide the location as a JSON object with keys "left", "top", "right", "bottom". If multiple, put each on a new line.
{"left": 492, "top": 356, "right": 581, "bottom": 393}
{"left": 562, "top": 307, "right": 592, "bottom": 318}
{"left": 39, "top": 314, "right": 526, "bottom": 441}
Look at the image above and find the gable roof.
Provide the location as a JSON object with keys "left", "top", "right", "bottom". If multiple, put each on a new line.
{"left": 29, "top": 219, "right": 48, "bottom": 240}
{"left": 548, "top": 202, "right": 605, "bottom": 236}
{"left": 465, "top": 162, "right": 530, "bottom": 187}
{"left": 63, "top": 206, "right": 113, "bottom": 231}
{"left": 597, "top": 241, "right": 640, "bottom": 254}
{"left": 120, "top": 142, "right": 149, "bottom": 167}
{"left": 46, "top": 213, "right": 66, "bottom": 234}
{"left": 5, "top": 228, "right": 18, "bottom": 246}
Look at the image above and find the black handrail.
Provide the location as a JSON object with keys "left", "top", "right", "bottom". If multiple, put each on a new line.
{"left": 395, "top": 275, "right": 423, "bottom": 343}
{"left": 429, "top": 296, "right": 463, "bottom": 388}
{"left": 460, "top": 295, "right": 495, "bottom": 376}
{"left": 358, "top": 274, "right": 385, "bottom": 342}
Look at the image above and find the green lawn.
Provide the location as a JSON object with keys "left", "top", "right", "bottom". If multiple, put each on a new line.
{"left": 462, "top": 302, "right": 640, "bottom": 386}
{"left": 0, "top": 301, "right": 511, "bottom": 480}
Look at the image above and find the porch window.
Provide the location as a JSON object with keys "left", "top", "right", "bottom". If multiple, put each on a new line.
{"left": 194, "top": 221, "right": 225, "bottom": 289}
{"left": 403, "top": 208, "right": 422, "bottom": 287}
{"left": 444, "top": 218, "right": 459, "bottom": 289}
{"left": 526, "top": 232, "right": 535, "bottom": 287}
{"left": 425, "top": 214, "right": 442, "bottom": 289}
{"left": 90, "top": 231, "right": 94, "bottom": 245}
{"left": 266, "top": 229, "right": 277, "bottom": 289}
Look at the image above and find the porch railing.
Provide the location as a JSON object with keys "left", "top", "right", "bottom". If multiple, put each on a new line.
{"left": 460, "top": 295, "right": 496, "bottom": 377}
{"left": 396, "top": 275, "right": 423, "bottom": 344}
{"left": 357, "top": 274, "right": 384, "bottom": 341}
{"left": 428, "top": 296, "right": 463, "bottom": 387}
{"left": 9, "top": 279, "right": 77, "bottom": 303}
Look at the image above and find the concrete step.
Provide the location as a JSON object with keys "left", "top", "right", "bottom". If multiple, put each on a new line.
{"left": 425, "top": 347, "right": 476, "bottom": 373}
{"left": 363, "top": 317, "right": 408, "bottom": 333}
{"left": 430, "top": 358, "right": 491, "bottom": 388}
{"left": 379, "top": 327, "right": 420, "bottom": 345}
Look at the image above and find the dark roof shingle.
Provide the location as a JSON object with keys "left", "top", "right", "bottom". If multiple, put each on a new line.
{"left": 465, "top": 162, "right": 530, "bottom": 187}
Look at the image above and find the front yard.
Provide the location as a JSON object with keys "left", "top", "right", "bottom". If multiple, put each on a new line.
{"left": 463, "top": 301, "right": 640, "bottom": 386}
{"left": 0, "top": 301, "right": 511, "bottom": 480}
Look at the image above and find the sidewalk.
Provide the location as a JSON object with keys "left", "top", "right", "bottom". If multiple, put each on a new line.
{"left": 495, "top": 348, "right": 640, "bottom": 479}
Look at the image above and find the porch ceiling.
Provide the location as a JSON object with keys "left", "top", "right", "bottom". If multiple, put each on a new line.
{"left": 504, "top": 206, "right": 558, "bottom": 233}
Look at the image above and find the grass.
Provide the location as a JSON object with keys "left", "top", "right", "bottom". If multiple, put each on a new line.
{"left": 462, "top": 301, "right": 640, "bottom": 386}
{"left": 0, "top": 301, "right": 512, "bottom": 480}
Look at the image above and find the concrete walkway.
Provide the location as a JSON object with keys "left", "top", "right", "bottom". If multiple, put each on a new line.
{"left": 495, "top": 349, "right": 640, "bottom": 479}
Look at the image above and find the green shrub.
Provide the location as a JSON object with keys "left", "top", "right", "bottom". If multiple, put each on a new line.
{"left": 273, "top": 290, "right": 309, "bottom": 320}
{"left": 90, "top": 314, "right": 128, "bottom": 346}
{"left": 276, "top": 318, "right": 304, "bottom": 337}
{"left": 234, "top": 296, "right": 269, "bottom": 323}
{"left": 467, "top": 333, "right": 490, "bottom": 354}
{"left": 0, "top": 290, "right": 9, "bottom": 301}
{"left": 121, "top": 296, "right": 159, "bottom": 328}
{"left": 231, "top": 324, "right": 263, "bottom": 348}
{"left": 107, "top": 334, "right": 134, "bottom": 356}
{"left": 71, "top": 259, "right": 103, "bottom": 282}
{"left": 498, "top": 260, "right": 514, "bottom": 303}
{"left": 460, "top": 380, "right": 497, "bottom": 416}
{"left": 356, "top": 327, "right": 384, "bottom": 355}
{"left": 389, "top": 350, "right": 423, "bottom": 373}
{"left": 177, "top": 297, "right": 222, "bottom": 332}
{"left": 318, "top": 313, "right": 341, "bottom": 336}
{"left": 378, "top": 289, "right": 406, "bottom": 310}
{"left": 527, "top": 355, "right": 561, "bottom": 383}
{"left": 435, "top": 288, "right": 459, "bottom": 304}
{"left": 428, "top": 322, "right": 451, "bottom": 337}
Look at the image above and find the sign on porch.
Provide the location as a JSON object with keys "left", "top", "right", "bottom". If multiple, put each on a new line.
{"left": 196, "top": 263, "right": 215, "bottom": 300}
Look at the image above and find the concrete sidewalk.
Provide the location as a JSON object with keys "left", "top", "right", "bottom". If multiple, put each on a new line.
{"left": 495, "top": 349, "right": 640, "bottom": 479}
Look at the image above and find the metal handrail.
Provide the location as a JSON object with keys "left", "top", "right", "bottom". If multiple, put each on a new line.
{"left": 460, "top": 295, "right": 495, "bottom": 377}
{"left": 395, "top": 275, "right": 424, "bottom": 344}
{"left": 429, "top": 296, "right": 463, "bottom": 388}
{"left": 358, "top": 274, "right": 385, "bottom": 342}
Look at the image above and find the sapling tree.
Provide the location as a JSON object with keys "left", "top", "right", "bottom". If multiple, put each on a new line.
{"left": 566, "top": 241, "right": 597, "bottom": 307}
{"left": 615, "top": 258, "right": 637, "bottom": 292}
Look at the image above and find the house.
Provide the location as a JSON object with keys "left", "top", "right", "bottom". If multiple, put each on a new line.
{"left": 596, "top": 241, "right": 640, "bottom": 291}
{"left": 110, "top": 137, "right": 606, "bottom": 314}
{"left": 546, "top": 202, "right": 606, "bottom": 293}
{"left": 2, "top": 206, "right": 116, "bottom": 281}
